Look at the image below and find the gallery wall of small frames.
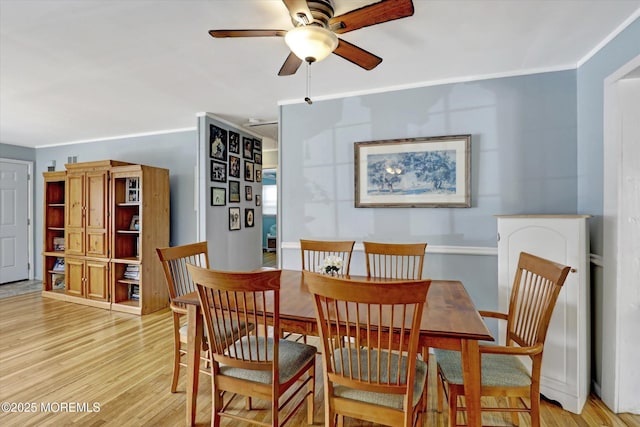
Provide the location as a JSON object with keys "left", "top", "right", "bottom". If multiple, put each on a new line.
{"left": 209, "top": 124, "right": 262, "bottom": 231}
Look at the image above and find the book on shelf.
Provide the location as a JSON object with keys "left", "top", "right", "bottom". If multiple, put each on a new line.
{"left": 53, "top": 237, "right": 65, "bottom": 251}
{"left": 128, "top": 284, "right": 140, "bottom": 301}
{"left": 52, "top": 257, "right": 65, "bottom": 272}
{"left": 52, "top": 273, "right": 65, "bottom": 290}
{"left": 123, "top": 264, "right": 140, "bottom": 280}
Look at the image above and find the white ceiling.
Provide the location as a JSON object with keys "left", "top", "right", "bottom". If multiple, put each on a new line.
{"left": 1, "top": 1, "right": 639, "bottom": 150}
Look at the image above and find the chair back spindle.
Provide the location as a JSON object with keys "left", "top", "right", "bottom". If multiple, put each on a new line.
{"left": 300, "top": 239, "right": 355, "bottom": 276}
{"left": 189, "top": 267, "right": 280, "bottom": 369}
{"left": 157, "top": 242, "right": 209, "bottom": 312}
{"left": 363, "top": 241, "right": 427, "bottom": 279}
{"left": 507, "top": 252, "right": 571, "bottom": 349}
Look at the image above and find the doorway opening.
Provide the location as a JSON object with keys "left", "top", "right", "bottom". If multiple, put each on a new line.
{"left": 261, "top": 168, "right": 277, "bottom": 268}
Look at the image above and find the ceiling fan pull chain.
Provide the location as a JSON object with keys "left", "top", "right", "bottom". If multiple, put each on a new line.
{"left": 305, "top": 62, "right": 313, "bottom": 105}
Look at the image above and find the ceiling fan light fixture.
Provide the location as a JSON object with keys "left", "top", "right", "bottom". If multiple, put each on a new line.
{"left": 285, "top": 26, "right": 338, "bottom": 63}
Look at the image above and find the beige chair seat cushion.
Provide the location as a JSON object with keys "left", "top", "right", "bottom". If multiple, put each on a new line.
{"left": 434, "top": 348, "right": 531, "bottom": 388}
{"left": 220, "top": 336, "right": 316, "bottom": 385}
{"left": 332, "top": 347, "right": 427, "bottom": 409}
{"left": 179, "top": 317, "right": 252, "bottom": 340}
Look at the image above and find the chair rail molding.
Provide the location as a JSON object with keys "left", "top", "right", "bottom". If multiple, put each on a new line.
{"left": 281, "top": 241, "right": 497, "bottom": 256}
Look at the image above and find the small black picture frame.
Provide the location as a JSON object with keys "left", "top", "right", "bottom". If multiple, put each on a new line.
{"left": 211, "top": 187, "right": 226, "bottom": 206}
{"left": 210, "top": 125, "right": 227, "bottom": 160}
{"left": 244, "top": 161, "right": 254, "bottom": 182}
{"left": 229, "top": 207, "right": 241, "bottom": 231}
{"left": 229, "top": 180, "right": 240, "bottom": 203}
{"left": 255, "top": 165, "right": 262, "bottom": 182}
{"left": 243, "top": 137, "right": 254, "bottom": 159}
{"left": 255, "top": 194, "right": 261, "bottom": 206}
{"left": 245, "top": 208, "right": 254, "bottom": 227}
{"left": 229, "top": 155, "right": 240, "bottom": 178}
{"left": 254, "top": 152, "right": 262, "bottom": 165}
{"left": 253, "top": 139, "right": 262, "bottom": 151}
{"left": 245, "top": 185, "right": 252, "bottom": 201}
{"left": 211, "top": 160, "right": 227, "bottom": 182}
{"left": 229, "top": 131, "right": 240, "bottom": 154}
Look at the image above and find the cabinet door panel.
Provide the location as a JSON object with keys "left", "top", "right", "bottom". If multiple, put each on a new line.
{"left": 66, "top": 173, "right": 85, "bottom": 229}
{"left": 87, "top": 232, "right": 108, "bottom": 257}
{"left": 85, "top": 171, "right": 109, "bottom": 257}
{"left": 66, "top": 229, "right": 85, "bottom": 256}
{"left": 66, "top": 257, "right": 85, "bottom": 297}
{"left": 86, "top": 260, "right": 108, "bottom": 301}
{"left": 66, "top": 173, "right": 85, "bottom": 255}
{"left": 497, "top": 216, "right": 589, "bottom": 414}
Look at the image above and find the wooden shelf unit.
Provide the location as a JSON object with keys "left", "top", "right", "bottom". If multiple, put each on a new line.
{"left": 110, "top": 164, "right": 170, "bottom": 315}
{"left": 41, "top": 161, "right": 170, "bottom": 315}
{"left": 42, "top": 171, "right": 67, "bottom": 293}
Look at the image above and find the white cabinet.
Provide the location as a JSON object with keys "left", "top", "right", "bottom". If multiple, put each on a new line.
{"left": 496, "top": 215, "right": 590, "bottom": 414}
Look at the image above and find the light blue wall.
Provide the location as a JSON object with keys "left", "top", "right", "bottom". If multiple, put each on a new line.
{"left": 1, "top": 143, "right": 36, "bottom": 162}
{"left": 279, "top": 70, "right": 577, "bottom": 337}
{"left": 34, "top": 130, "right": 198, "bottom": 278}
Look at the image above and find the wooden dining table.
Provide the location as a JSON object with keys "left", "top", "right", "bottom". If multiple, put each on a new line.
{"left": 174, "top": 269, "right": 493, "bottom": 427}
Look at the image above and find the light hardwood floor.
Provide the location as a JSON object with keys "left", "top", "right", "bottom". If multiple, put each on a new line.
{"left": 0, "top": 292, "right": 638, "bottom": 427}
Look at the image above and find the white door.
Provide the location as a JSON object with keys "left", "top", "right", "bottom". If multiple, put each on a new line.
{"left": 0, "top": 161, "right": 29, "bottom": 283}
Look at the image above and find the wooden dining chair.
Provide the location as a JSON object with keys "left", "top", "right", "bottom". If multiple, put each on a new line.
{"left": 300, "top": 239, "right": 355, "bottom": 276}
{"left": 363, "top": 241, "right": 427, "bottom": 279}
{"left": 305, "top": 271, "right": 431, "bottom": 427}
{"left": 434, "top": 252, "right": 572, "bottom": 427}
{"left": 187, "top": 265, "right": 316, "bottom": 427}
{"left": 297, "top": 239, "right": 356, "bottom": 344}
{"left": 156, "top": 242, "right": 211, "bottom": 393}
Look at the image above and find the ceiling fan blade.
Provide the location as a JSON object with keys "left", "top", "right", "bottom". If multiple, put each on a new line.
{"left": 209, "top": 29, "right": 287, "bottom": 38}
{"left": 333, "top": 39, "right": 382, "bottom": 70}
{"left": 282, "top": 0, "right": 314, "bottom": 25}
{"left": 330, "top": 0, "right": 414, "bottom": 34}
{"left": 278, "top": 52, "right": 303, "bottom": 76}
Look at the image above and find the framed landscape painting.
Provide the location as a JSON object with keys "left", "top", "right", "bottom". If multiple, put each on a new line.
{"left": 354, "top": 135, "right": 471, "bottom": 208}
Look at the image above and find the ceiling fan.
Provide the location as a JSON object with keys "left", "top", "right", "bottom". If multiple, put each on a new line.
{"left": 209, "top": 0, "right": 414, "bottom": 76}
